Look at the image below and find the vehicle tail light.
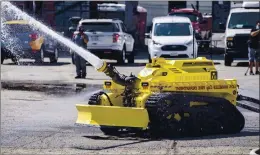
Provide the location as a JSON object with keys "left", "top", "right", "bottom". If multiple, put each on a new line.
{"left": 113, "top": 33, "right": 120, "bottom": 43}
{"left": 29, "top": 33, "right": 38, "bottom": 41}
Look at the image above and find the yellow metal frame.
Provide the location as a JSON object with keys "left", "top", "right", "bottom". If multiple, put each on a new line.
{"left": 76, "top": 57, "right": 238, "bottom": 129}
{"left": 76, "top": 104, "right": 149, "bottom": 129}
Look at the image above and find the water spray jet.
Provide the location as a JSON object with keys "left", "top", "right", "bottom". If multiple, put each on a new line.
{"left": 1, "top": 1, "right": 104, "bottom": 70}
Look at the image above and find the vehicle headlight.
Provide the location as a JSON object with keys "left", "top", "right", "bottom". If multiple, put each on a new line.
{"left": 226, "top": 37, "right": 234, "bottom": 48}
{"left": 186, "top": 40, "right": 193, "bottom": 45}
{"left": 227, "top": 37, "right": 233, "bottom": 41}
{"left": 227, "top": 41, "right": 233, "bottom": 47}
{"left": 153, "top": 40, "right": 162, "bottom": 46}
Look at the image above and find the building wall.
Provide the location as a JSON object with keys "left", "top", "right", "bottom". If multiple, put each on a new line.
{"left": 230, "top": 1, "right": 243, "bottom": 8}
{"left": 54, "top": 2, "right": 90, "bottom": 32}
{"left": 131, "top": 1, "right": 213, "bottom": 29}
{"left": 138, "top": 1, "right": 169, "bottom": 27}
{"left": 42, "top": 2, "right": 55, "bottom": 28}
{"left": 197, "top": 1, "right": 212, "bottom": 14}
{"left": 212, "top": 1, "right": 231, "bottom": 32}
{"left": 11, "top": 1, "right": 55, "bottom": 29}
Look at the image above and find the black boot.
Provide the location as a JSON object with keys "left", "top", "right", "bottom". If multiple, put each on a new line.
{"left": 75, "top": 75, "right": 81, "bottom": 79}
{"left": 255, "top": 71, "right": 259, "bottom": 75}
{"left": 250, "top": 71, "right": 254, "bottom": 75}
{"left": 81, "top": 74, "right": 86, "bottom": 79}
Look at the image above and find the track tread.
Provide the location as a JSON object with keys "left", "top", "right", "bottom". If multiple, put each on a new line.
{"left": 145, "top": 92, "right": 245, "bottom": 137}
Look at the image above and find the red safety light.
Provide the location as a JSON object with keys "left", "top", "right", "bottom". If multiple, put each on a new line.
{"left": 113, "top": 33, "right": 120, "bottom": 43}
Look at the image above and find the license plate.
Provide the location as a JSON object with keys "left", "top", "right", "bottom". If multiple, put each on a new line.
{"left": 170, "top": 53, "right": 178, "bottom": 56}
{"left": 91, "top": 36, "right": 99, "bottom": 41}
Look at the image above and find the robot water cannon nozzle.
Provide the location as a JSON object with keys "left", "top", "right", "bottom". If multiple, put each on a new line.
{"left": 96, "top": 61, "right": 138, "bottom": 86}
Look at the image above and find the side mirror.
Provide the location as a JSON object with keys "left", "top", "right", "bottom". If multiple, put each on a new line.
{"left": 145, "top": 33, "right": 151, "bottom": 39}
{"left": 147, "top": 25, "right": 152, "bottom": 33}
{"left": 219, "top": 23, "right": 225, "bottom": 30}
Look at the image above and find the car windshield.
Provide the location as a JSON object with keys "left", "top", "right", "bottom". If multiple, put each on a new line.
{"left": 169, "top": 13, "right": 197, "bottom": 22}
{"left": 81, "top": 22, "right": 120, "bottom": 32}
{"left": 154, "top": 23, "right": 191, "bottom": 36}
{"left": 5, "top": 24, "right": 32, "bottom": 33}
{"left": 228, "top": 12, "right": 259, "bottom": 29}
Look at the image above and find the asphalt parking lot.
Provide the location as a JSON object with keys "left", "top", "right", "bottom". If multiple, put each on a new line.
{"left": 1, "top": 34, "right": 259, "bottom": 154}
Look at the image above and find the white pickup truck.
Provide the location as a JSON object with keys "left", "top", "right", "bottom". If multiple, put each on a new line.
{"left": 71, "top": 19, "right": 135, "bottom": 64}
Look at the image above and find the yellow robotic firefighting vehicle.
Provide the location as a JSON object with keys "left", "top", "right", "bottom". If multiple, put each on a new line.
{"left": 76, "top": 57, "right": 245, "bottom": 136}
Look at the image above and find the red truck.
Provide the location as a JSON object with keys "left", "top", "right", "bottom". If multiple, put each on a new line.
{"left": 168, "top": 5, "right": 212, "bottom": 52}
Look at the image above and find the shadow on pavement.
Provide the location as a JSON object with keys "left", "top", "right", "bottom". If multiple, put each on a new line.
{"left": 80, "top": 129, "right": 259, "bottom": 142}
{"left": 72, "top": 139, "right": 151, "bottom": 151}
{"left": 3, "top": 61, "right": 71, "bottom": 66}
{"left": 72, "top": 130, "right": 259, "bottom": 151}
{"left": 1, "top": 81, "right": 103, "bottom": 97}
{"left": 170, "top": 130, "right": 260, "bottom": 141}
{"left": 236, "top": 62, "right": 249, "bottom": 67}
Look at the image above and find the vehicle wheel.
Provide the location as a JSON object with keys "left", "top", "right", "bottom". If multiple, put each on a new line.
{"left": 49, "top": 48, "right": 58, "bottom": 63}
{"left": 224, "top": 54, "right": 232, "bottom": 66}
{"left": 1, "top": 56, "right": 4, "bottom": 64}
{"left": 11, "top": 56, "right": 19, "bottom": 65}
{"left": 117, "top": 46, "right": 126, "bottom": 65}
{"left": 127, "top": 50, "right": 135, "bottom": 63}
{"left": 35, "top": 48, "right": 44, "bottom": 63}
{"left": 148, "top": 53, "right": 152, "bottom": 63}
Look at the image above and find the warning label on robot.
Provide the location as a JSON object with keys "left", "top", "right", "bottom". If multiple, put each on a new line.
{"left": 174, "top": 84, "right": 236, "bottom": 91}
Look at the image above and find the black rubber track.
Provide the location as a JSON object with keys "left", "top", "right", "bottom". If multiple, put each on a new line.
{"left": 145, "top": 92, "right": 245, "bottom": 137}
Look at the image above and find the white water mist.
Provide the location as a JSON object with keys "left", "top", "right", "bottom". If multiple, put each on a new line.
{"left": 1, "top": 1, "right": 104, "bottom": 69}
{"left": 1, "top": 6, "right": 23, "bottom": 63}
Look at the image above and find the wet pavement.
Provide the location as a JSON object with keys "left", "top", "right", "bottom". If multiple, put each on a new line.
{"left": 1, "top": 80, "right": 102, "bottom": 96}
{"left": 1, "top": 89, "right": 259, "bottom": 154}
{"left": 1, "top": 49, "right": 259, "bottom": 154}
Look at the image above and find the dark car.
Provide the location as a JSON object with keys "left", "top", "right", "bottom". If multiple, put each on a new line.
{"left": 2, "top": 20, "right": 59, "bottom": 64}
{"left": 1, "top": 41, "right": 18, "bottom": 64}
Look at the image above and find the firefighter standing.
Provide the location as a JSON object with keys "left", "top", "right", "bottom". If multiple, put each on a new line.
{"left": 72, "top": 25, "right": 89, "bottom": 79}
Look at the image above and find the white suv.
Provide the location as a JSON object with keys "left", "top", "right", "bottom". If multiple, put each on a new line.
{"left": 146, "top": 16, "right": 198, "bottom": 62}
{"left": 73, "top": 19, "right": 135, "bottom": 64}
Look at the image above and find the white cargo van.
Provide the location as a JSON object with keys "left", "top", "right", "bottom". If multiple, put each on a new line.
{"left": 219, "top": 2, "right": 260, "bottom": 66}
